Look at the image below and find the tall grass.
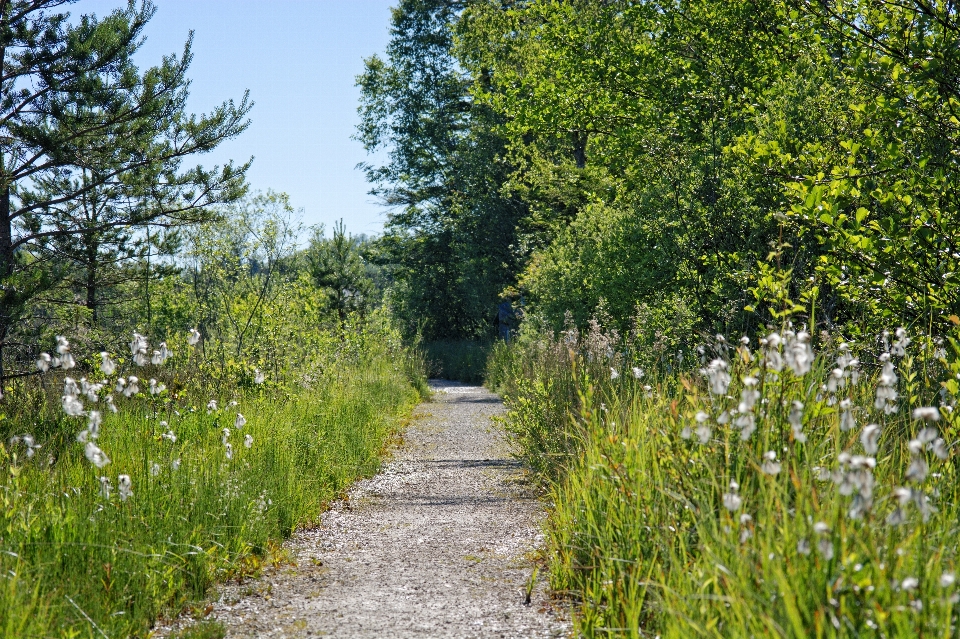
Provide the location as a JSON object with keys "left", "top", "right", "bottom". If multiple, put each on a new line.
{"left": 0, "top": 325, "right": 424, "bottom": 637}
{"left": 493, "top": 323, "right": 960, "bottom": 637}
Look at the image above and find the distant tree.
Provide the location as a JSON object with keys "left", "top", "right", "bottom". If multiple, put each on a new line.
{"left": 0, "top": 0, "right": 251, "bottom": 376}
{"left": 356, "top": 0, "right": 524, "bottom": 339}
{"left": 307, "top": 220, "right": 375, "bottom": 325}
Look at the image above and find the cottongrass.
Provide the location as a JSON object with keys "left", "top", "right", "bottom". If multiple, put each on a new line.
{"left": 493, "top": 323, "right": 960, "bottom": 637}
{"left": 0, "top": 323, "right": 425, "bottom": 637}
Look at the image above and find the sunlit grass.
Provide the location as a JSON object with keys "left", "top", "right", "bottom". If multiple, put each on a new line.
{"left": 0, "top": 340, "right": 423, "bottom": 637}
{"left": 495, "top": 325, "right": 960, "bottom": 637}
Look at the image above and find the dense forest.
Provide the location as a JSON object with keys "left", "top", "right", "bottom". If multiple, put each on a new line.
{"left": 361, "top": 0, "right": 960, "bottom": 349}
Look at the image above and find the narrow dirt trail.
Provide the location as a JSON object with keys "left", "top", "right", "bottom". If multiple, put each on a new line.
{"left": 167, "top": 381, "right": 570, "bottom": 638}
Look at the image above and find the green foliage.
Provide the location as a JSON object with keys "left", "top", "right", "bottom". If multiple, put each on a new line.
{"left": 356, "top": 0, "right": 525, "bottom": 339}
{"left": 457, "top": 0, "right": 795, "bottom": 336}
{"left": 423, "top": 339, "right": 491, "bottom": 384}
{"left": 306, "top": 220, "right": 377, "bottom": 325}
{"left": 498, "top": 324, "right": 960, "bottom": 636}
{"left": 0, "top": 0, "right": 251, "bottom": 370}
{"left": 0, "top": 318, "right": 424, "bottom": 637}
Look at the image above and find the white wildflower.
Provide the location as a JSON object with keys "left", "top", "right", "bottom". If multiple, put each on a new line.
{"left": 84, "top": 442, "right": 110, "bottom": 468}
{"left": 99, "top": 476, "right": 112, "bottom": 498}
{"left": 827, "top": 368, "right": 845, "bottom": 393}
{"left": 932, "top": 438, "right": 949, "bottom": 460}
{"left": 8, "top": 434, "right": 40, "bottom": 458}
{"left": 161, "top": 429, "right": 177, "bottom": 443}
{"left": 813, "top": 521, "right": 830, "bottom": 535}
{"left": 188, "top": 328, "right": 201, "bottom": 346}
{"left": 254, "top": 368, "right": 265, "bottom": 385}
{"left": 701, "top": 359, "right": 731, "bottom": 395}
{"left": 87, "top": 411, "right": 102, "bottom": 439}
{"left": 789, "top": 401, "right": 806, "bottom": 443}
{"left": 62, "top": 394, "right": 84, "bottom": 417}
{"left": 918, "top": 426, "right": 938, "bottom": 444}
{"left": 222, "top": 428, "right": 230, "bottom": 445}
{"left": 912, "top": 407, "right": 941, "bottom": 422}
{"left": 118, "top": 474, "right": 132, "bottom": 500}
{"left": 99, "top": 352, "right": 116, "bottom": 376}
{"left": 901, "top": 577, "right": 919, "bottom": 591}
{"left": 738, "top": 386, "right": 760, "bottom": 413}
{"left": 234, "top": 413, "right": 246, "bottom": 429}
{"left": 60, "top": 352, "right": 76, "bottom": 369}
{"left": 123, "top": 376, "right": 139, "bottom": 398}
{"left": 861, "top": 424, "right": 881, "bottom": 455}
{"left": 105, "top": 395, "right": 117, "bottom": 413}
{"left": 171, "top": 458, "right": 181, "bottom": 471}
{"left": 891, "top": 328, "right": 910, "bottom": 357}
{"left": 224, "top": 443, "right": 234, "bottom": 460}
{"left": 764, "top": 332, "right": 784, "bottom": 372}
{"left": 695, "top": 411, "right": 709, "bottom": 423}
{"left": 761, "top": 451, "right": 781, "bottom": 476}
{"left": 906, "top": 456, "right": 929, "bottom": 483}
{"left": 785, "top": 331, "right": 814, "bottom": 376}
{"left": 887, "top": 508, "right": 908, "bottom": 526}
{"left": 130, "top": 332, "right": 147, "bottom": 357}
{"left": 735, "top": 413, "right": 756, "bottom": 440}
{"left": 840, "top": 400, "right": 856, "bottom": 431}
{"left": 36, "top": 352, "right": 51, "bottom": 372}
{"left": 941, "top": 573, "right": 956, "bottom": 588}
{"left": 610, "top": 368, "right": 619, "bottom": 380}
{"left": 632, "top": 367, "right": 644, "bottom": 379}
{"left": 244, "top": 434, "right": 253, "bottom": 448}
{"left": 696, "top": 425, "right": 712, "bottom": 444}
{"left": 722, "top": 481, "right": 742, "bottom": 511}
{"left": 82, "top": 379, "right": 102, "bottom": 403}
{"left": 797, "top": 539, "right": 811, "bottom": 555}
{"left": 207, "top": 399, "right": 218, "bottom": 413}
{"left": 150, "top": 462, "right": 161, "bottom": 477}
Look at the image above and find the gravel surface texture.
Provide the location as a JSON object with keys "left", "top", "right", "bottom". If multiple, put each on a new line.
{"left": 158, "top": 380, "right": 570, "bottom": 638}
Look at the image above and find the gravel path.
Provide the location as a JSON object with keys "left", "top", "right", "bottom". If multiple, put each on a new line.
{"left": 163, "top": 381, "right": 570, "bottom": 638}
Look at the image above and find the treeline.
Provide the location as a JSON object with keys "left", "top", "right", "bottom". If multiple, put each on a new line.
{"left": 0, "top": 0, "right": 383, "bottom": 382}
{"left": 360, "top": 0, "right": 960, "bottom": 344}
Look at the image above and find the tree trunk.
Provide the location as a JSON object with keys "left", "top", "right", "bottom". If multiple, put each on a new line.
{"left": 0, "top": 184, "right": 12, "bottom": 381}
{"left": 572, "top": 130, "right": 588, "bottom": 169}
{"left": 86, "top": 236, "right": 98, "bottom": 324}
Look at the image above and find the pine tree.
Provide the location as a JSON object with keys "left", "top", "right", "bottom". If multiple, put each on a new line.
{"left": 0, "top": 0, "right": 251, "bottom": 376}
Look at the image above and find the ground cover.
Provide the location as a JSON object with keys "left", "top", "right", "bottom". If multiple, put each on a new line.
{"left": 0, "top": 320, "right": 424, "bottom": 638}
{"left": 490, "top": 323, "right": 960, "bottom": 637}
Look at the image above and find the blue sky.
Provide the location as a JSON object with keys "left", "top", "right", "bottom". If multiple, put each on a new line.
{"left": 82, "top": 0, "right": 397, "bottom": 237}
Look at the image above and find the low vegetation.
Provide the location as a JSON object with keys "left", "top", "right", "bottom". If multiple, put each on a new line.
{"left": 490, "top": 317, "right": 960, "bottom": 637}
{"left": 1, "top": 318, "right": 424, "bottom": 637}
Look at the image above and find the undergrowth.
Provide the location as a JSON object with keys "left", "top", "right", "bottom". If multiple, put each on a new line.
{"left": 491, "top": 321, "right": 960, "bottom": 637}
{"left": 0, "top": 318, "right": 424, "bottom": 637}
